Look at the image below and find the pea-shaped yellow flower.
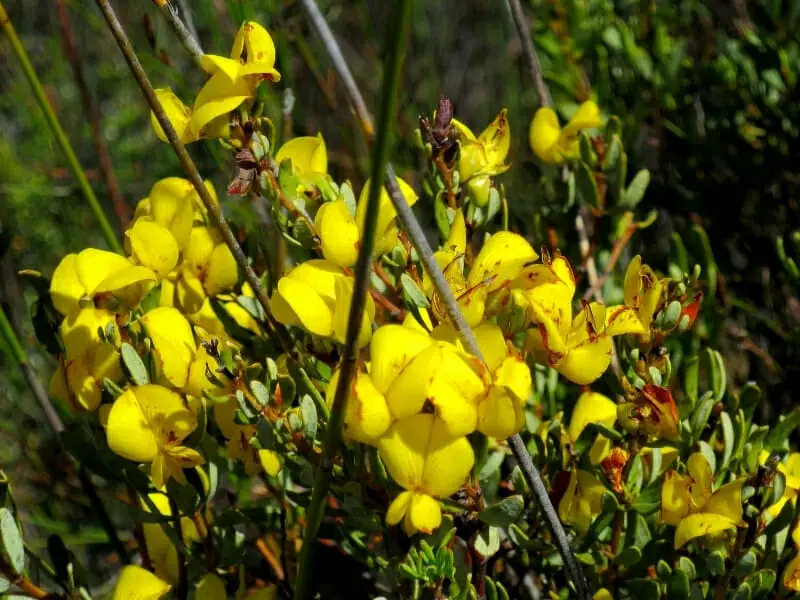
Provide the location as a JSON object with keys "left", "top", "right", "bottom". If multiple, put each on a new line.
{"left": 271, "top": 259, "right": 375, "bottom": 347}
{"left": 275, "top": 134, "right": 328, "bottom": 178}
{"left": 150, "top": 88, "right": 197, "bottom": 145}
{"left": 141, "top": 491, "right": 205, "bottom": 583}
{"left": 50, "top": 248, "right": 157, "bottom": 317}
{"left": 106, "top": 384, "right": 203, "bottom": 488}
{"left": 617, "top": 384, "right": 680, "bottom": 441}
{"left": 425, "top": 211, "right": 539, "bottom": 327}
{"left": 558, "top": 468, "right": 607, "bottom": 533}
{"left": 49, "top": 307, "right": 122, "bottom": 412}
{"left": 660, "top": 453, "right": 744, "bottom": 549}
{"left": 452, "top": 109, "right": 510, "bottom": 206}
{"left": 379, "top": 413, "right": 474, "bottom": 535}
{"left": 784, "top": 553, "right": 800, "bottom": 592}
{"left": 759, "top": 451, "right": 800, "bottom": 520}
{"left": 126, "top": 219, "right": 179, "bottom": 280}
{"left": 529, "top": 101, "right": 601, "bottom": 164}
{"left": 113, "top": 565, "right": 171, "bottom": 600}
{"left": 190, "top": 22, "right": 281, "bottom": 137}
{"left": 624, "top": 255, "right": 664, "bottom": 339}
{"left": 141, "top": 306, "right": 197, "bottom": 389}
{"left": 326, "top": 369, "right": 392, "bottom": 446}
{"left": 315, "top": 177, "right": 419, "bottom": 268}
{"left": 135, "top": 177, "right": 217, "bottom": 251}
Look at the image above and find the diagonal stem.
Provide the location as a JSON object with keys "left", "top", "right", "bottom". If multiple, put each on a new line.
{"left": 293, "top": 2, "right": 412, "bottom": 599}
{"left": 300, "top": 1, "right": 590, "bottom": 598}
{"left": 0, "top": 305, "right": 130, "bottom": 565}
{"left": 0, "top": 2, "right": 123, "bottom": 254}
{"left": 94, "top": 0, "right": 295, "bottom": 357}
{"left": 153, "top": 0, "right": 204, "bottom": 65}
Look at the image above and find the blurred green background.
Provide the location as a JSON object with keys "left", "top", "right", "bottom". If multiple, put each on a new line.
{"left": 1, "top": 0, "right": 798, "bottom": 583}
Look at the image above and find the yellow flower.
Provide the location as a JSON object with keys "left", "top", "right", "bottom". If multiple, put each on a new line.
{"left": 784, "top": 553, "right": 800, "bottom": 592}
{"left": 190, "top": 22, "right": 281, "bottom": 137}
{"left": 568, "top": 391, "right": 617, "bottom": 465}
{"left": 275, "top": 134, "right": 328, "bottom": 177}
{"left": 435, "top": 322, "right": 532, "bottom": 439}
{"left": 270, "top": 259, "right": 375, "bottom": 347}
{"left": 150, "top": 88, "right": 197, "bottom": 145}
{"left": 452, "top": 109, "right": 510, "bottom": 206}
{"left": 141, "top": 307, "right": 197, "bottom": 389}
{"left": 519, "top": 255, "right": 643, "bottom": 384}
{"left": 326, "top": 369, "right": 392, "bottom": 446}
{"left": 169, "top": 227, "right": 238, "bottom": 314}
{"left": 623, "top": 255, "right": 664, "bottom": 338}
{"left": 113, "top": 565, "right": 171, "bottom": 600}
{"left": 135, "top": 177, "right": 218, "bottom": 251}
{"left": 214, "top": 399, "right": 281, "bottom": 476}
{"left": 529, "top": 101, "right": 601, "bottom": 164}
{"left": 49, "top": 308, "right": 122, "bottom": 412}
{"left": 106, "top": 384, "right": 204, "bottom": 488}
{"left": 759, "top": 451, "right": 800, "bottom": 520}
{"left": 617, "top": 384, "right": 680, "bottom": 441}
{"left": 379, "top": 413, "right": 474, "bottom": 535}
{"left": 660, "top": 453, "right": 744, "bottom": 549}
{"left": 558, "top": 468, "right": 606, "bottom": 533}
{"left": 141, "top": 490, "right": 206, "bottom": 583}
{"left": 126, "top": 219, "right": 179, "bottom": 279}
{"left": 50, "top": 248, "right": 157, "bottom": 317}
{"left": 425, "top": 210, "right": 538, "bottom": 327}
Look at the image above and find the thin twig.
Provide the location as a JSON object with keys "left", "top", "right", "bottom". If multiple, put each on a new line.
{"left": 294, "top": 2, "right": 412, "bottom": 599}
{"left": 0, "top": 305, "right": 131, "bottom": 564}
{"left": 0, "top": 1, "right": 122, "bottom": 253}
{"left": 153, "top": 0, "right": 203, "bottom": 66}
{"left": 0, "top": 553, "right": 52, "bottom": 600}
{"left": 94, "top": 0, "right": 295, "bottom": 358}
{"left": 300, "top": 1, "right": 590, "bottom": 598}
{"left": 168, "top": 497, "right": 188, "bottom": 600}
{"left": 505, "top": 0, "right": 551, "bottom": 109}
{"left": 55, "top": 0, "right": 130, "bottom": 229}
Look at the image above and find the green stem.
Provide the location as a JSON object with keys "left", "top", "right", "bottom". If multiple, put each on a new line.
{"left": 0, "top": 2, "right": 123, "bottom": 254}
{"left": 293, "top": 2, "right": 412, "bottom": 599}
{"left": 0, "top": 306, "right": 130, "bottom": 564}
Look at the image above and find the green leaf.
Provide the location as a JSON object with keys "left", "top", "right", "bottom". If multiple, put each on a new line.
{"left": 691, "top": 392, "right": 716, "bottom": 441}
{"left": 626, "top": 454, "right": 644, "bottom": 495}
{"left": 678, "top": 556, "right": 697, "bottom": 581}
{"left": 735, "top": 550, "right": 757, "bottom": 577}
{"left": 690, "top": 224, "right": 717, "bottom": 302}
{"left": 292, "top": 217, "right": 317, "bottom": 249}
{"left": 400, "top": 273, "right": 430, "bottom": 309}
{"left": 477, "top": 451, "right": 506, "bottom": 483}
{"left": 250, "top": 380, "right": 270, "bottom": 407}
{"left": 120, "top": 343, "right": 149, "bottom": 386}
{"left": 684, "top": 355, "right": 699, "bottom": 406}
{"left": 624, "top": 578, "right": 660, "bottom": 595}
{"left": 0, "top": 575, "right": 8, "bottom": 594}
{"left": 434, "top": 191, "right": 451, "bottom": 241}
{"left": 473, "top": 526, "right": 501, "bottom": 558}
{"left": 708, "top": 551, "right": 726, "bottom": 576}
{"left": 579, "top": 132, "right": 596, "bottom": 168}
{"left": 763, "top": 496, "right": 794, "bottom": 537}
{"left": 631, "top": 483, "right": 661, "bottom": 515}
{"left": 720, "top": 411, "right": 735, "bottom": 470}
{"left": 0, "top": 507, "right": 24, "bottom": 574}
{"left": 300, "top": 394, "right": 318, "bottom": 440}
{"left": 739, "top": 383, "right": 761, "bottom": 421}
{"left": 764, "top": 409, "right": 800, "bottom": 451}
{"left": 702, "top": 348, "right": 727, "bottom": 403}
{"left": 657, "top": 559, "right": 672, "bottom": 580}
{"left": 479, "top": 495, "right": 524, "bottom": 528}
{"left": 667, "top": 568, "right": 691, "bottom": 600}
{"left": 615, "top": 545, "right": 642, "bottom": 568}
{"left": 697, "top": 440, "right": 717, "bottom": 474}
{"left": 669, "top": 232, "right": 689, "bottom": 278}
{"left": 589, "top": 422, "right": 623, "bottom": 441}
{"left": 620, "top": 169, "right": 650, "bottom": 210}
{"left": 731, "top": 582, "right": 751, "bottom": 600}
{"left": 575, "top": 160, "right": 600, "bottom": 209}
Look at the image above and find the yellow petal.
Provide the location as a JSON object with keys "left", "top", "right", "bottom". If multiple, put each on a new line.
{"left": 588, "top": 436, "right": 612, "bottom": 465}
{"left": 286, "top": 259, "right": 341, "bottom": 304}
{"left": 378, "top": 413, "right": 431, "bottom": 490}
{"left": 315, "top": 198, "right": 359, "bottom": 268}
{"left": 60, "top": 307, "right": 117, "bottom": 360}
{"left": 477, "top": 388, "right": 524, "bottom": 439}
{"left": 385, "top": 345, "right": 441, "bottom": 419}
{"left": 469, "top": 232, "right": 538, "bottom": 298}
{"left": 529, "top": 107, "right": 563, "bottom": 164}
{"left": 199, "top": 54, "right": 241, "bottom": 81}
{"left": 386, "top": 490, "right": 413, "bottom": 526}
{"left": 184, "top": 227, "right": 218, "bottom": 278}
{"left": 556, "top": 335, "right": 613, "bottom": 385}
{"left": 559, "top": 469, "right": 605, "bottom": 532}
{"left": 562, "top": 101, "right": 602, "bottom": 138}
{"left": 275, "top": 134, "right": 328, "bottom": 175}
{"left": 230, "top": 22, "right": 280, "bottom": 81}
{"left": 568, "top": 391, "right": 616, "bottom": 443}
{"left": 450, "top": 117, "right": 477, "bottom": 142}
{"left": 271, "top": 277, "right": 333, "bottom": 337}
{"left": 478, "top": 108, "right": 511, "bottom": 168}
{"left": 258, "top": 449, "right": 282, "bottom": 476}
{"left": 369, "top": 324, "right": 433, "bottom": 395}
{"left": 66, "top": 358, "right": 103, "bottom": 412}
{"left": 332, "top": 276, "right": 375, "bottom": 348}
{"left": 674, "top": 513, "right": 738, "bottom": 549}
{"left": 177, "top": 269, "right": 207, "bottom": 315}
{"left": 204, "top": 244, "right": 238, "bottom": 296}
{"left": 327, "top": 370, "right": 392, "bottom": 445}
{"left": 457, "top": 138, "right": 488, "bottom": 181}
{"left": 126, "top": 219, "right": 179, "bottom": 279}
{"left": 705, "top": 480, "right": 745, "bottom": 526}
{"left": 782, "top": 553, "right": 800, "bottom": 592}
{"left": 784, "top": 454, "right": 800, "bottom": 489}
{"left": 406, "top": 492, "right": 442, "bottom": 535}
{"left": 48, "top": 362, "right": 71, "bottom": 407}
{"left": 113, "top": 565, "right": 171, "bottom": 600}
{"left": 50, "top": 253, "right": 83, "bottom": 316}
{"left": 660, "top": 470, "right": 691, "bottom": 526}
{"left": 494, "top": 356, "right": 532, "bottom": 403}
{"left": 150, "top": 88, "right": 195, "bottom": 144}
{"left": 687, "top": 453, "right": 714, "bottom": 502}
{"left": 428, "top": 378, "right": 478, "bottom": 437}
{"left": 148, "top": 178, "right": 196, "bottom": 250}
{"left": 604, "top": 305, "right": 645, "bottom": 337}
{"left": 471, "top": 322, "right": 508, "bottom": 373}
{"left": 190, "top": 70, "right": 254, "bottom": 137}
{"left": 75, "top": 248, "right": 152, "bottom": 297}
{"left": 357, "top": 177, "right": 419, "bottom": 255}
{"left": 142, "top": 307, "right": 197, "bottom": 388}
{"left": 421, "top": 417, "right": 475, "bottom": 497}
{"left": 623, "top": 255, "right": 643, "bottom": 307}
{"left": 107, "top": 389, "right": 160, "bottom": 463}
